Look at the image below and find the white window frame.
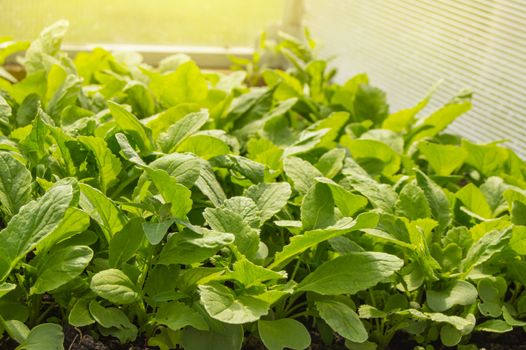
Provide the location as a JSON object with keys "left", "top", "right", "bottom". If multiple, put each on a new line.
{"left": 3, "top": 0, "right": 305, "bottom": 69}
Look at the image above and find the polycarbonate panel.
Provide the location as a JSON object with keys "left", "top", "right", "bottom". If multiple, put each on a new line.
{"left": 305, "top": 0, "right": 526, "bottom": 157}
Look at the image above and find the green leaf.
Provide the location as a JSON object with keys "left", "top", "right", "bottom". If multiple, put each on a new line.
{"left": 181, "top": 318, "right": 243, "bottom": 350}
{"left": 158, "top": 110, "right": 209, "bottom": 153}
{"left": 410, "top": 101, "right": 471, "bottom": 142}
{"left": 426, "top": 280, "right": 477, "bottom": 312}
{"left": 204, "top": 207, "right": 260, "bottom": 259}
{"left": 68, "top": 298, "right": 95, "bottom": 327}
{"left": 90, "top": 269, "right": 140, "bottom": 305}
{"left": 258, "top": 319, "right": 311, "bottom": 350}
{"left": 270, "top": 212, "right": 379, "bottom": 270}
{"left": 109, "top": 218, "right": 145, "bottom": 267}
{"left": 88, "top": 300, "right": 136, "bottom": 330}
{"left": 224, "top": 258, "right": 286, "bottom": 288}
{"left": 151, "top": 61, "right": 208, "bottom": 107}
{"left": 0, "top": 179, "right": 75, "bottom": 281}
{"left": 456, "top": 183, "right": 493, "bottom": 219}
{"left": 342, "top": 160, "right": 397, "bottom": 213}
{"left": 395, "top": 180, "right": 432, "bottom": 220}
{"left": 316, "top": 300, "right": 368, "bottom": 343}
{"left": 146, "top": 168, "right": 193, "bottom": 220}
{"left": 301, "top": 182, "right": 335, "bottom": 230}
{"left": 155, "top": 301, "right": 208, "bottom": 331}
{"left": 461, "top": 228, "right": 511, "bottom": 273}
{"left": 0, "top": 152, "right": 32, "bottom": 219}
{"left": 17, "top": 323, "right": 64, "bottom": 350}
{"left": 343, "top": 138, "right": 400, "bottom": 176}
{"left": 142, "top": 220, "right": 173, "bottom": 245}
{"left": 283, "top": 156, "right": 323, "bottom": 194}
{"left": 78, "top": 135, "right": 122, "bottom": 193}
{"left": 79, "top": 183, "right": 127, "bottom": 242}
{"left": 176, "top": 134, "right": 230, "bottom": 160}
{"left": 24, "top": 20, "right": 69, "bottom": 74}
{"left": 510, "top": 225, "right": 526, "bottom": 255}
{"left": 353, "top": 84, "right": 389, "bottom": 125}
{"left": 315, "top": 177, "right": 368, "bottom": 217}
{"left": 199, "top": 283, "right": 269, "bottom": 324}
{"left": 31, "top": 245, "right": 93, "bottom": 294}
{"left": 0, "top": 282, "right": 16, "bottom": 298}
{"left": 415, "top": 169, "right": 451, "bottom": 232}
{"left": 148, "top": 152, "right": 202, "bottom": 188}
{"left": 108, "top": 101, "right": 153, "bottom": 151}
{"left": 462, "top": 139, "right": 508, "bottom": 177}
{"left": 297, "top": 252, "right": 403, "bottom": 295}
{"left": 146, "top": 103, "right": 200, "bottom": 138}
{"left": 315, "top": 148, "right": 346, "bottom": 178}
{"left": 418, "top": 142, "right": 467, "bottom": 176}
{"left": 475, "top": 320, "right": 512, "bottom": 333}
{"left": 440, "top": 324, "right": 462, "bottom": 347}
{"left": 244, "top": 183, "right": 291, "bottom": 224}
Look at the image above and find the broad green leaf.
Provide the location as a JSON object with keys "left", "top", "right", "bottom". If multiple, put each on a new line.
{"left": 109, "top": 218, "right": 145, "bottom": 267}
{"left": 90, "top": 269, "right": 140, "bottom": 305}
{"left": 195, "top": 162, "right": 227, "bottom": 207}
{"left": 475, "top": 320, "right": 512, "bottom": 333}
{"left": 224, "top": 258, "right": 286, "bottom": 288}
{"left": 155, "top": 301, "right": 208, "bottom": 331}
{"left": 31, "top": 245, "right": 93, "bottom": 294}
{"left": 456, "top": 183, "right": 493, "bottom": 219}
{"left": 142, "top": 220, "right": 173, "bottom": 246}
{"left": 0, "top": 282, "right": 16, "bottom": 298}
{"left": 150, "top": 61, "right": 208, "bottom": 107}
{"left": 426, "top": 280, "right": 477, "bottom": 312}
{"left": 301, "top": 182, "right": 335, "bottom": 230}
{"left": 315, "top": 148, "right": 346, "bottom": 178}
{"left": 199, "top": 283, "right": 269, "bottom": 324}
{"left": 270, "top": 212, "right": 379, "bottom": 270}
{"left": 181, "top": 317, "right": 243, "bottom": 350}
{"left": 35, "top": 207, "right": 90, "bottom": 254}
{"left": 211, "top": 155, "right": 265, "bottom": 184}
{"left": 69, "top": 298, "right": 95, "bottom": 327}
{"left": 17, "top": 323, "right": 64, "bottom": 350}
{"left": 46, "top": 74, "right": 81, "bottom": 120}
{"left": 148, "top": 152, "right": 202, "bottom": 188}
{"left": 88, "top": 300, "right": 136, "bottom": 330}
{"left": 382, "top": 84, "right": 435, "bottom": 132}
{"left": 283, "top": 156, "right": 323, "bottom": 194}
{"left": 79, "top": 183, "right": 127, "bottom": 242}
{"left": 24, "top": 20, "right": 69, "bottom": 74}
{"left": 415, "top": 169, "right": 451, "bottom": 232}
{"left": 222, "top": 196, "right": 261, "bottom": 228}
{"left": 283, "top": 129, "right": 329, "bottom": 157}
{"left": 342, "top": 159, "right": 397, "bottom": 213}
{"left": 440, "top": 324, "right": 462, "bottom": 347}
{"left": 244, "top": 183, "right": 291, "bottom": 223}
{"left": 395, "top": 180, "right": 432, "bottom": 220}
{"left": 158, "top": 110, "right": 209, "bottom": 153}
{"left": 316, "top": 300, "right": 367, "bottom": 343}
{"left": 0, "top": 179, "right": 75, "bottom": 281}
{"left": 410, "top": 101, "right": 471, "bottom": 142}
{"left": 343, "top": 138, "right": 400, "bottom": 176}
{"left": 0, "top": 152, "right": 32, "bottom": 219}
{"left": 78, "top": 135, "right": 122, "bottom": 193}
{"left": 462, "top": 139, "right": 508, "bottom": 177}
{"left": 176, "top": 134, "right": 230, "bottom": 160}
{"left": 297, "top": 251, "right": 403, "bottom": 295}
{"left": 146, "top": 168, "right": 193, "bottom": 220}
{"left": 204, "top": 207, "right": 259, "bottom": 259}
{"left": 315, "top": 177, "right": 368, "bottom": 217}
{"left": 258, "top": 319, "right": 311, "bottom": 350}
{"left": 510, "top": 225, "right": 526, "bottom": 255}
{"left": 159, "top": 226, "right": 234, "bottom": 265}
{"left": 461, "top": 228, "right": 511, "bottom": 273}
{"left": 146, "top": 103, "right": 200, "bottom": 138}
{"left": 353, "top": 84, "right": 389, "bottom": 125}
{"left": 418, "top": 142, "right": 467, "bottom": 176}
{"left": 108, "top": 101, "right": 153, "bottom": 151}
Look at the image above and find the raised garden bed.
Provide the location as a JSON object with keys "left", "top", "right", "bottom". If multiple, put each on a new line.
{"left": 0, "top": 21, "right": 525, "bottom": 350}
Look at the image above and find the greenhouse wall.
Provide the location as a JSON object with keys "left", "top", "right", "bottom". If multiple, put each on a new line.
{"left": 306, "top": 0, "right": 526, "bottom": 157}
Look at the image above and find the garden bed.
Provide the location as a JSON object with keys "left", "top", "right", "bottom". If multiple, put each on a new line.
{"left": 0, "top": 21, "right": 525, "bottom": 350}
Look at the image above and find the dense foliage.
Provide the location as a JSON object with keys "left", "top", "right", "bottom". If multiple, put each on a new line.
{"left": 1, "top": 21, "right": 526, "bottom": 350}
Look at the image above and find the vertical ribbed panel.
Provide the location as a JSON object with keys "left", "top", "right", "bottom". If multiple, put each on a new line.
{"left": 305, "top": 0, "right": 526, "bottom": 157}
